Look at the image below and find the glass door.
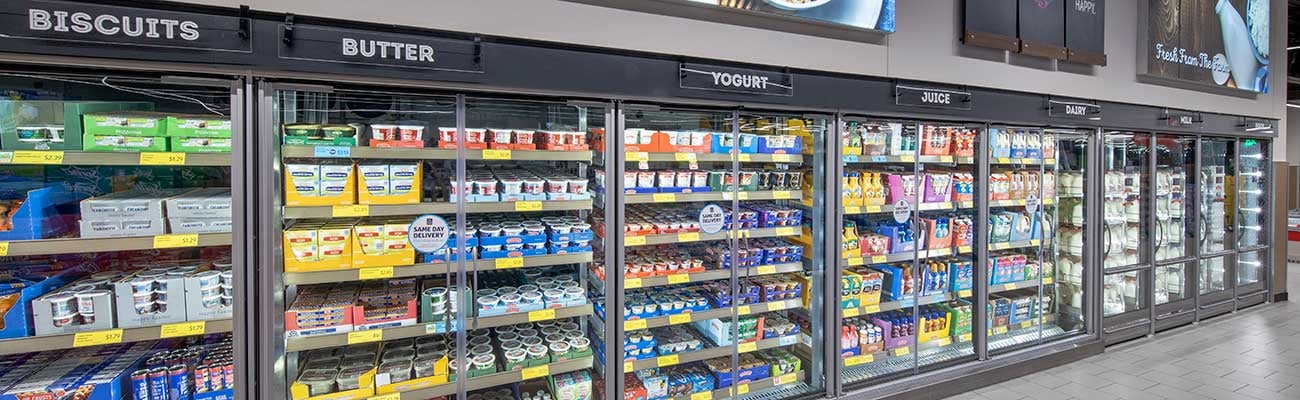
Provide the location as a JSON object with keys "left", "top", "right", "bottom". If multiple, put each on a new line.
{"left": 614, "top": 107, "right": 820, "bottom": 400}
{"left": 838, "top": 118, "right": 980, "bottom": 386}
{"left": 1153, "top": 135, "right": 1196, "bottom": 329}
{"left": 0, "top": 71, "right": 240, "bottom": 400}
{"left": 1197, "top": 138, "right": 1235, "bottom": 317}
{"left": 1101, "top": 132, "right": 1150, "bottom": 341}
{"left": 1235, "top": 138, "right": 1269, "bottom": 298}
{"left": 270, "top": 87, "right": 607, "bottom": 400}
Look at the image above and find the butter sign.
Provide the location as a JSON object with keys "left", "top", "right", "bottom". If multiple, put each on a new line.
{"left": 341, "top": 38, "right": 435, "bottom": 63}
{"left": 680, "top": 63, "right": 793, "bottom": 96}
{"left": 0, "top": 0, "right": 250, "bottom": 52}
{"left": 279, "top": 24, "right": 483, "bottom": 73}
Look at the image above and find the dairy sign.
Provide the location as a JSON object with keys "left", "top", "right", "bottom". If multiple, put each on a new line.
{"left": 680, "top": 63, "right": 794, "bottom": 96}
{"left": 0, "top": 0, "right": 251, "bottom": 52}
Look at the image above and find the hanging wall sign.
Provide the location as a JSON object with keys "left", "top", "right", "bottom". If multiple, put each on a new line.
{"left": 679, "top": 63, "right": 793, "bottom": 96}
{"left": 1047, "top": 100, "right": 1101, "bottom": 120}
{"left": 1017, "top": 0, "right": 1067, "bottom": 59}
{"left": 963, "top": 0, "right": 1019, "bottom": 51}
{"left": 0, "top": 0, "right": 250, "bottom": 52}
{"left": 1065, "top": 0, "right": 1106, "bottom": 65}
{"left": 279, "top": 24, "right": 483, "bottom": 73}
{"left": 1240, "top": 118, "right": 1275, "bottom": 134}
{"left": 1142, "top": 0, "right": 1270, "bottom": 93}
{"left": 1164, "top": 110, "right": 1201, "bottom": 127}
{"left": 895, "top": 85, "right": 972, "bottom": 110}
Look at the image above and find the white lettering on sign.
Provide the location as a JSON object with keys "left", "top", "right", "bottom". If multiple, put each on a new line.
{"left": 341, "top": 38, "right": 436, "bottom": 63}
{"left": 710, "top": 72, "right": 769, "bottom": 90}
{"left": 1065, "top": 105, "right": 1088, "bottom": 116}
{"left": 921, "top": 91, "right": 952, "bottom": 105}
{"left": 1074, "top": 0, "right": 1096, "bottom": 14}
{"left": 28, "top": 9, "right": 199, "bottom": 40}
{"left": 1179, "top": 116, "right": 1193, "bottom": 125}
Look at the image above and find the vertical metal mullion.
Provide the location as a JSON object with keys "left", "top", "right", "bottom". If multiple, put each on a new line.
{"left": 231, "top": 77, "right": 251, "bottom": 400}
{"left": 608, "top": 104, "right": 626, "bottom": 400}
{"left": 255, "top": 81, "right": 287, "bottom": 400}
{"left": 727, "top": 109, "right": 742, "bottom": 389}
{"left": 825, "top": 114, "right": 844, "bottom": 398}
{"left": 453, "top": 94, "right": 469, "bottom": 400}
{"left": 1147, "top": 132, "right": 1157, "bottom": 338}
{"left": 975, "top": 124, "right": 990, "bottom": 360}
{"left": 1035, "top": 128, "right": 1046, "bottom": 343}
{"left": 1231, "top": 139, "right": 1241, "bottom": 312}
{"left": 1263, "top": 139, "right": 1274, "bottom": 302}
{"left": 1192, "top": 136, "right": 1203, "bottom": 322}
{"left": 909, "top": 121, "right": 921, "bottom": 372}
{"left": 1090, "top": 128, "right": 1104, "bottom": 337}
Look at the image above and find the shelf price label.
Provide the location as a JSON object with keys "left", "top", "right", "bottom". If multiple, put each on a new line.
{"left": 899, "top": 155, "right": 915, "bottom": 162}
{"left": 737, "top": 305, "right": 751, "bottom": 315}
{"left": 935, "top": 337, "right": 953, "bottom": 346}
{"left": 625, "top": 236, "right": 647, "bottom": 246}
{"left": 847, "top": 258, "right": 864, "bottom": 266}
{"left": 0, "top": 242, "right": 8, "bottom": 256}
{"left": 958, "top": 290, "right": 972, "bottom": 298}
{"left": 652, "top": 193, "right": 677, "bottom": 203}
{"left": 863, "top": 305, "right": 880, "bottom": 314}
{"left": 870, "top": 255, "right": 887, "bottom": 263}
{"left": 737, "top": 342, "right": 757, "bottom": 353}
{"left": 482, "top": 149, "right": 512, "bottom": 160}
{"left": 139, "top": 152, "right": 187, "bottom": 165}
{"left": 736, "top": 384, "right": 750, "bottom": 395}
{"left": 12, "top": 150, "right": 64, "bottom": 164}
{"left": 845, "top": 206, "right": 862, "bottom": 214}
{"left": 73, "top": 329, "right": 123, "bottom": 347}
{"left": 843, "top": 354, "right": 872, "bottom": 366}
{"left": 843, "top": 308, "right": 860, "bottom": 318}
{"left": 332, "top": 204, "right": 370, "bottom": 217}
{"left": 359, "top": 267, "right": 395, "bottom": 280}
{"left": 347, "top": 330, "right": 383, "bottom": 344}
{"left": 993, "top": 326, "right": 1009, "bottom": 335}
{"left": 737, "top": 154, "right": 752, "bottom": 162}
{"left": 368, "top": 394, "right": 400, "bottom": 400}
{"left": 657, "top": 354, "right": 679, "bottom": 367}
{"left": 495, "top": 257, "right": 525, "bottom": 269}
{"left": 1004, "top": 282, "right": 1018, "bottom": 290}
{"left": 772, "top": 154, "right": 797, "bottom": 162}
{"left": 774, "top": 227, "right": 797, "bottom": 236}
{"left": 674, "top": 153, "right": 698, "bottom": 162}
{"left": 774, "top": 373, "right": 797, "bottom": 385}
{"left": 691, "top": 391, "right": 712, "bottom": 400}
{"left": 772, "top": 191, "right": 793, "bottom": 200}
{"left": 677, "top": 232, "right": 700, "bottom": 242}
{"left": 625, "top": 278, "right": 643, "bottom": 289}
{"left": 514, "top": 201, "right": 544, "bottom": 211}
{"left": 1043, "top": 277, "right": 1054, "bottom": 285}
{"left": 1020, "top": 321, "right": 1034, "bottom": 329}
{"left": 626, "top": 152, "right": 649, "bottom": 162}
{"left": 625, "top": 319, "right": 647, "bottom": 330}
{"left": 160, "top": 321, "right": 206, "bottom": 338}
{"left": 528, "top": 309, "right": 556, "bottom": 322}
{"left": 893, "top": 347, "right": 910, "bottom": 357}
{"left": 667, "top": 274, "right": 691, "bottom": 284}
{"left": 668, "top": 314, "right": 691, "bottom": 325}
{"left": 623, "top": 362, "right": 634, "bottom": 373}
{"left": 756, "top": 265, "right": 777, "bottom": 275}
{"left": 521, "top": 365, "right": 550, "bottom": 380}
{"left": 153, "top": 234, "right": 200, "bottom": 249}
{"left": 960, "top": 333, "right": 972, "bottom": 342}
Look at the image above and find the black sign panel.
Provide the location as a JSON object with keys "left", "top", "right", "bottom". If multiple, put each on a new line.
{"left": 1164, "top": 110, "right": 1201, "bottom": 127}
{"left": 679, "top": 63, "right": 793, "bottom": 96}
{"left": 963, "top": 0, "right": 1019, "bottom": 51}
{"left": 1065, "top": 0, "right": 1105, "bottom": 65}
{"left": 279, "top": 25, "right": 483, "bottom": 73}
{"left": 895, "top": 85, "right": 972, "bottom": 110}
{"left": 1241, "top": 118, "right": 1275, "bottom": 133}
{"left": 0, "top": 0, "right": 249, "bottom": 52}
{"left": 1017, "top": 0, "right": 1066, "bottom": 59}
{"left": 1048, "top": 100, "right": 1101, "bottom": 119}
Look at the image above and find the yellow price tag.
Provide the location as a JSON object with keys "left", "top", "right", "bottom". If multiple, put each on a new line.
{"left": 521, "top": 365, "right": 550, "bottom": 380}
{"left": 738, "top": 342, "right": 757, "bottom": 353}
{"left": 997, "top": 157, "right": 1011, "bottom": 164}
{"left": 843, "top": 308, "right": 860, "bottom": 318}
{"left": 1020, "top": 321, "right": 1033, "bottom": 329}
{"left": 657, "top": 354, "right": 679, "bottom": 367}
{"left": 994, "top": 326, "right": 1009, "bottom": 335}
{"left": 691, "top": 392, "right": 712, "bottom": 400}
{"left": 939, "top": 156, "right": 954, "bottom": 163}
{"left": 528, "top": 309, "right": 557, "bottom": 322}
{"left": 0, "top": 242, "right": 9, "bottom": 256}
{"left": 482, "top": 149, "right": 512, "bottom": 160}
{"left": 845, "top": 206, "right": 862, "bottom": 214}
{"left": 653, "top": 193, "right": 677, "bottom": 203}
{"left": 756, "top": 265, "right": 776, "bottom": 275}
{"left": 514, "top": 201, "right": 544, "bottom": 211}
{"left": 1021, "top": 158, "right": 1035, "bottom": 164}
{"left": 623, "top": 362, "right": 634, "bottom": 373}
{"left": 12, "top": 150, "right": 64, "bottom": 164}
{"left": 900, "top": 155, "right": 914, "bottom": 162}
{"left": 674, "top": 153, "right": 697, "bottom": 162}
{"left": 958, "top": 246, "right": 972, "bottom": 253}
{"left": 160, "top": 321, "right": 206, "bottom": 338}
{"left": 668, "top": 314, "right": 691, "bottom": 325}
{"left": 1030, "top": 240, "right": 1041, "bottom": 246}
{"left": 893, "top": 347, "right": 910, "bottom": 356}
{"left": 625, "top": 278, "right": 643, "bottom": 289}
{"left": 738, "top": 192, "right": 750, "bottom": 200}
{"left": 773, "top": 191, "right": 792, "bottom": 199}
{"left": 139, "top": 152, "right": 186, "bottom": 165}
{"left": 348, "top": 330, "right": 383, "bottom": 344}
{"left": 738, "top": 154, "right": 752, "bottom": 162}
{"left": 495, "top": 257, "right": 525, "bottom": 269}
{"left": 775, "top": 227, "right": 797, "bottom": 236}
{"left": 775, "top": 373, "right": 797, "bottom": 385}
{"left": 1043, "top": 277, "right": 1054, "bottom": 285}
{"left": 960, "top": 333, "right": 972, "bottom": 342}
{"left": 958, "top": 290, "right": 972, "bottom": 298}
{"left": 73, "top": 329, "right": 123, "bottom": 347}
{"left": 775, "top": 154, "right": 797, "bottom": 162}
{"left": 846, "top": 257, "right": 864, "bottom": 266}
{"left": 331, "top": 204, "right": 370, "bottom": 217}
{"left": 871, "top": 256, "right": 887, "bottom": 263}
{"left": 678, "top": 232, "right": 700, "bottom": 242}
{"left": 626, "top": 151, "right": 649, "bottom": 161}
{"left": 843, "top": 354, "right": 871, "bottom": 366}
{"left": 358, "top": 267, "right": 394, "bottom": 280}
{"left": 736, "top": 384, "right": 750, "bottom": 395}
{"left": 935, "top": 337, "right": 953, "bottom": 346}
{"left": 667, "top": 274, "right": 690, "bottom": 284}
{"left": 1005, "top": 282, "right": 1018, "bottom": 290}
{"left": 625, "top": 236, "right": 647, "bottom": 246}
{"left": 369, "top": 394, "right": 401, "bottom": 400}
{"left": 737, "top": 305, "right": 751, "bottom": 315}
{"left": 153, "top": 234, "right": 199, "bottom": 249}
{"left": 863, "top": 305, "right": 880, "bottom": 314}
{"left": 625, "top": 319, "right": 647, "bottom": 330}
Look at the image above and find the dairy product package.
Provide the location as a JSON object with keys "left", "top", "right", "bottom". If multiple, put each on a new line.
{"left": 286, "top": 164, "right": 322, "bottom": 197}
{"left": 358, "top": 163, "right": 391, "bottom": 196}
{"left": 319, "top": 163, "right": 355, "bottom": 198}
{"left": 79, "top": 188, "right": 191, "bottom": 221}
{"left": 165, "top": 188, "right": 233, "bottom": 219}
{"left": 388, "top": 163, "right": 419, "bottom": 197}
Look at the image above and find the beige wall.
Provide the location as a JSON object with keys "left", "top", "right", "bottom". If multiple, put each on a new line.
{"left": 176, "top": 0, "right": 1287, "bottom": 157}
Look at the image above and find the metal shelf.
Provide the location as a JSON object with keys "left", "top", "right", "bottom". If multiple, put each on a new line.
{"left": 625, "top": 227, "right": 800, "bottom": 248}
{"left": 283, "top": 253, "right": 594, "bottom": 285}
{"left": 624, "top": 334, "right": 801, "bottom": 373}
{"left": 989, "top": 239, "right": 1043, "bottom": 251}
{"left": 625, "top": 263, "right": 803, "bottom": 289}
{"left": 0, "top": 319, "right": 232, "bottom": 356}
{"left": 1, "top": 233, "right": 233, "bottom": 257}
{"left": 842, "top": 155, "right": 975, "bottom": 164}
{"left": 989, "top": 278, "right": 1051, "bottom": 295}
{"left": 842, "top": 291, "right": 967, "bottom": 318}
{"left": 990, "top": 157, "right": 1056, "bottom": 165}
{"left": 0, "top": 150, "right": 231, "bottom": 166}
{"left": 284, "top": 304, "right": 593, "bottom": 352}
{"left": 627, "top": 152, "right": 802, "bottom": 164}
{"left": 621, "top": 299, "right": 803, "bottom": 331}
{"left": 282, "top": 200, "right": 592, "bottom": 219}
{"left": 282, "top": 145, "right": 593, "bottom": 161}
{"left": 624, "top": 190, "right": 800, "bottom": 204}
{"left": 842, "top": 245, "right": 972, "bottom": 267}
{"left": 390, "top": 357, "right": 594, "bottom": 399}
{"left": 988, "top": 198, "right": 1056, "bottom": 207}
{"left": 669, "top": 371, "right": 806, "bottom": 400}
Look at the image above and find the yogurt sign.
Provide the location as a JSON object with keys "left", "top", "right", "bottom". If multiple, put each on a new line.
{"left": 408, "top": 214, "right": 451, "bottom": 253}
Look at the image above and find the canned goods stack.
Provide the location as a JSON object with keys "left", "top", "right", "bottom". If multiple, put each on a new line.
{"left": 129, "top": 335, "right": 236, "bottom": 400}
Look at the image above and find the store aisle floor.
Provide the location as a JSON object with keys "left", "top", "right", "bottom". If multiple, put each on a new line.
{"left": 945, "top": 265, "right": 1300, "bottom": 400}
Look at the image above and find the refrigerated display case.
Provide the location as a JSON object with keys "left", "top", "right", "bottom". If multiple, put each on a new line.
{"left": 1235, "top": 139, "right": 1270, "bottom": 304}
{"left": 1101, "top": 132, "right": 1150, "bottom": 342}
{"left": 264, "top": 85, "right": 608, "bottom": 400}
{"left": 0, "top": 70, "right": 241, "bottom": 400}
{"left": 608, "top": 106, "right": 825, "bottom": 400}
{"left": 836, "top": 118, "right": 980, "bottom": 386}
{"left": 1197, "top": 138, "right": 1235, "bottom": 318}
{"left": 1153, "top": 135, "right": 1197, "bottom": 330}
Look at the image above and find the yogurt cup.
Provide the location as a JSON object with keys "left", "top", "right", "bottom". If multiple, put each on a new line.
{"left": 523, "top": 179, "right": 545, "bottom": 195}
{"left": 526, "top": 344, "right": 548, "bottom": 360}
{"left": 567, "top": 179, "right": 588, "bottom": 195}
{"left": 548, "top": 341, "right": 570, "bottom": 357}
{"left": 545, "top": 179, "right": 566, "bottom": 194}
{"left": 516, "top": 328, "right": 539, "bottom": 339}
{"left": 504, "top": 348, "right": 527, "bottom": 364}
{"left": 522, "top": 336, "right": 544, "bottom": 348}
{"left": 568, "top": 337, "right": 590, "bottom": 353}
{"left": 477, "top": 295, "right": 500, "bottom": 311}
{"left": 501, "top": 179, "right": 523, "bottom": 195}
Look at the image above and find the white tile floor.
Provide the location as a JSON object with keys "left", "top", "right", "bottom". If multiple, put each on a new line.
{"left": 945, "top": 264, "right": 1300, "bottom": 400}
